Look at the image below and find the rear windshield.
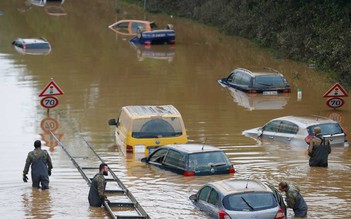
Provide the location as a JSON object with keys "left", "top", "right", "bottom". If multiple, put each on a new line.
{"left": 132, "top": 117, "right": 183, "bottom": 138}
{"left": 253, "top": 75, "right": 286, "bottom": 88}
{"left": 223, "top": 192, "right": 277, "bottom": 211}
{"left": 25, "top": 43, "right": 50, "bottom": 49}
{"left": 307, "top": 123, "right": 344, "bottom": 135}
{"left": 188, "top": 151, "right": 231, "bottom": 169}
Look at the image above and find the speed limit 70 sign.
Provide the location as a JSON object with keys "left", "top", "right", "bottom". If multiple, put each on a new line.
{"left": 41, "top": 96, "right": 59, "bottom": 108}
{"left": 326, "top": 97, "right": 344, "bottom": 109}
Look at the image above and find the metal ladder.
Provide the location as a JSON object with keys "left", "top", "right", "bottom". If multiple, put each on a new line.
{"left": 49, "top": 130, "right": 150, "bottom": 219}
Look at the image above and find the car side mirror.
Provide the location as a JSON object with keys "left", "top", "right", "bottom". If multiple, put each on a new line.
{"left": 108, "top": 119, "right": 117, "bottom": 126}
{"left": 257, "top": 128, "right": 263, "bottom": 136}
{"left": 189, "top": 194, "right": 198, "bottom": 202}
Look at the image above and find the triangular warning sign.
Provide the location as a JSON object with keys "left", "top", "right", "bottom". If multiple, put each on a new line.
{"left": 323, "top": 83, "right": 348, "bottom": 98}
{"left": 39, "top": 80, "right": 64, "bottom": 97}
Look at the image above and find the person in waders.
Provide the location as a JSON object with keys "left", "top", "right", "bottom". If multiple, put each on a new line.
{"left": 22, "top": 140, "right": 53, "bottom": 189}
{"left": 88, "top": 163, "right": 109, "bottom": 207}
{"left": 279, "top": 182, "right": 308, "bottom": 218}
{"left": 308, "top": 127, "right": 331, "bottom": 167}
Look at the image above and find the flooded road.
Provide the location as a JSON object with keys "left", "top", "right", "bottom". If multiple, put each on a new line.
{"left": 0, "top": 0, "right": 350, "bottom": 218}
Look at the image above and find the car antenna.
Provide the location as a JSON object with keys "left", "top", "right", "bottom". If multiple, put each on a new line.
{"left": 245, "top": 180, "right": 249, "bottom": 189}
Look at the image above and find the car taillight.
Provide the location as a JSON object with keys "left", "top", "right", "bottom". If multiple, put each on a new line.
{"left": 274, "top": 207, "right": 285, "bottom": 219}
{"left": 183, "top": 171, "right": 195, "bottom": 176}
{"left": 229, "top": 166, "right": 235, "bottom": 174}
{"left": 126, "top": 145, "right": 133, "bottom": 153}
{"left": 218, "top": 210, "right": 232, "bottom": 219}
{"left": 305, "top": 135, "right": 313, "bottom": 145}
{"left": 248, "top": 90, "right": 257, "bottom": 94}
{"left": 283, "top": 89, "right": 290, "bottom": 93}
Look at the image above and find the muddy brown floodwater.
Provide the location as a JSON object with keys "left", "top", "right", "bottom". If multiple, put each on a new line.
{"left": 0, "top": 0, "right": 350, "bottom": 218}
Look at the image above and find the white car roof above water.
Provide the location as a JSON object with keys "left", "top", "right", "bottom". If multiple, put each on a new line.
{"left": 210, "top": 179, "right": 271, "bottom": 195}
{"left": 270, "top": 115, "right": 338, "bottom": 128}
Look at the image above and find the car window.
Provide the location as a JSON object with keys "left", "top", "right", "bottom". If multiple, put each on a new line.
{"left": 26, "top": 43, "right": 50, "bottom": 49}
{"left": 198, "top": 186, "right": 211, "bottom": 201}
{"left": 223, "top": 192, "right": 277, "bottom": 211}
{"left": 263, "top": 120, "right": 281, "bottom": 132}
{"left": 113, "top": 22, "right": 130, "bottom": 34}
{"left": 188, "top": 151, "right": 230, "bottom": 169}
{"left": 231, "top": 72, "right": 242, "bottom": 84}
{"left": 278, "top": 121, "right": 299, "bottom": 134}
{"left": 149, "top": 148, "right": 168, "bottom": 163}
{"left": 132, "top": 118, "right": 183, "bottom": 138}
{"left": 208, "top": 189, "right": 219, "bottom": 206}
{"left": 253, "top": 75, "right": 286, "bottom": 88}
{"left": 307, "top": 123, "right": 344, "bottom": 135}
{"left": 163, "top": 150, "right": 186, "bottom": 169}
{"left": 233, "top": 72, "right": 250, "bottom": 86}
{"left": 131, "top": 22, "right": 146, "bottom": 33}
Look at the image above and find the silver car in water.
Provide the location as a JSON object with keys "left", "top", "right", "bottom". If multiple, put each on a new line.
{"left": 243, "top": 115, "right": 348, "bottom": 147}
{"left": 190, "top": 179, "right": 286, "bottom": 219}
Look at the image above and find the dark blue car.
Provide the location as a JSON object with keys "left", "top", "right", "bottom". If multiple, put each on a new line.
{"left": 141, "top": 144, "right": 235, "bottom": 176}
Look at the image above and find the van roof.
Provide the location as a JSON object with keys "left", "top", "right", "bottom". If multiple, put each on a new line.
{"left": 123, "top": 105, "right": 181, "bottom": 118}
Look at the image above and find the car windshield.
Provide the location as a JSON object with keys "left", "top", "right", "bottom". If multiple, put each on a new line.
{"left": 253, "top": 75, "right": 286, "bottom": 88}
{"left": 188, "top": 151, "right": 230, "bottom": 169}
{"left": 132, "top": 117, "right": 183, "bottom": 138}
{"left": 307, "top": 123, "right": 344, "bottom": 135}
{"left": 223, "top": 192, "right": 277, "bottom": 211}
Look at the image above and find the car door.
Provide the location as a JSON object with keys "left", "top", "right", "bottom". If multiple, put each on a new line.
{"left": 275, "top": 120, "right": 299, "bottom": 144}
{"left": 195, "top": 186, "right": 220, "bottom": 219}
{"left": 261, "top": 120, "right": 281, "bottom": 141}
{"left": 148, "top": 148, "right": 169, "bottom": 167}
{"left": 162, "top": 149, "right": 186, "bottom": 174}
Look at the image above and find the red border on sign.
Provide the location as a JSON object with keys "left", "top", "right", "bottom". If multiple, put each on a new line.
{"left": 41, "top": 96, "right": 59, "bottom": 108}
{"left": 323, "top": 83, "right": 348, "bottom": 98}
{"left": 326, "top": 97, "right": 345, "bottom": 109}
{"left": 40, "top": 117, "right": 60, "bottom": 132}
{"left": 39, "top": 81, "right": 64, "bottom": 97}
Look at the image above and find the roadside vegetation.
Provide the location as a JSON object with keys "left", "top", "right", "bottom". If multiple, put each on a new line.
{"left": 124, "top": 0, "right": 351, "bottom": 88}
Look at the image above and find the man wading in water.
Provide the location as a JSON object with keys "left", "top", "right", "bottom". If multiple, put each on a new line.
{"left": 308, "top": 127, "right": 331, "bottom": 167}
{"left": 88, "top": 163, "right": 109, "bottom": 207}
{"left": 22, "top": 140, "right": 53, "bottom": 189}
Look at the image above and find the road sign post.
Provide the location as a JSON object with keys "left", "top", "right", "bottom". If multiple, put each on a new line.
{"left": 323, "top": 83, "right": 348, "bottom": 110}
{"left": 39, "top": 79, "right": 64, "bottom": 113}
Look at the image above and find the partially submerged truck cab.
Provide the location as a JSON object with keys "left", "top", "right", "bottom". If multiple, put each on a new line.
{"left": 108, "top": 105, "right": 188, "bottom": 155}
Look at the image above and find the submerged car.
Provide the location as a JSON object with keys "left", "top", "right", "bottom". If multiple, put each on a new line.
{"left": 224, "top": 86, "right": 290, "bottom": 111}
{"left": 108, "top": 105, "right": 188, "bottom": 155}
{"left": 141, "top": 144, "right": 235, "bottom": 176}
{"left": 108, "top": 20, "right": 175, "bottom": 45}
{"left": 218, "top": 67, "right": 291, "bottom": 94}
{"left": 189, "top": 179, "right": 286, "bottom": 219}
{"left": 243, "top": 115, "right": 348, "bottom": 147}
{"left": 12, "top": 38, "right": 51, "bottom": 55}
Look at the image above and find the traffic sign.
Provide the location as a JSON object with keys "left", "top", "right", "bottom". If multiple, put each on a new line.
{"left": 40, "top": 133, "right": 63, "bottom": 147}
{"left": 40, "top": 96, "right": 59, "bottom": 108}
{"left": 40, "top": 117, "right": 59, "bottom": 132}
{"left": 326, "top": 97, "right": 345, "bottom": 109}
{"left": 323, "top": 83, "right": 348, "bottom": 98}
{"left": 39, "top": 80, "right": 64, "bottom": 97}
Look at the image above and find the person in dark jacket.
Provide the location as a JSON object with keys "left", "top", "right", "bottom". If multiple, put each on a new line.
{"left": 279, "top": 182, "right": 308, "bottom": 218}
{"left": 308, "top": 127, "right": 331, "bottom": 167}
{"left": 88, "top": 163, "right": 109, "bottom": 207}
{"left": 23, "top": 140, "right": 53, "bottom": 189}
